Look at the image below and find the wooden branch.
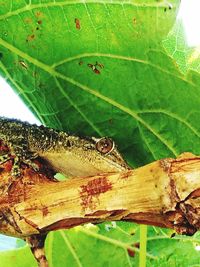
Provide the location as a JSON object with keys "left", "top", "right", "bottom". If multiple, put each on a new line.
{"left": 1, "top": 152, "right": 200, "bottom": 239}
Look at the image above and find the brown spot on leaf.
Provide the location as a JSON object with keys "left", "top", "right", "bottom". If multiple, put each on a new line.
{"left": 96, "top": 62, "right": 104, "bottom": 69}
{"left": 75, "top": 18, "right": 81, "bottom": 30}
{"left": 88, "top": 63, "right": 94, "bottom": 69}
{"left": 18, "top": 60, "right": 28, "bottom": 70}
{"left": 35, "top": 11, "right": 43, "bottom": 18}
{"left": 80, "top": 177, "right": 112, "bottom": 209}
{"left": 127, "top": 243, "right": 140, "bottom": 257}
{"left": 24, "top": 17, "right": 33, "bottom": 24}
{"left": 94, "top": 68, "right": 100, "bottom": 75}
{"left": 133, "top": 17, "right": 137, "bottom": 24}
{"left": 26, "top": 34, "right": 35, "bottom": 42}
{"left": 79, "top": 61, "right": 83, "bottom": 66}
{"left": 37, "top": 20, "right": 42, "bottom": 25}
{"left": 127, "top": 248, "right": 135, "bottom": 257}
{"left": 87, "top": 61, "right": 104, "bottom": 75}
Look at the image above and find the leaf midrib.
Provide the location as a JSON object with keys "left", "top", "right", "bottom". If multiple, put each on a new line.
{"left": 51, "top": 52, "right": 192, "bottom": 85}
{"left": 60, "top": 230, "right": 83, "bottom": 267}
{"left": 78, "top": 227, "right": 157, "bottom": 259}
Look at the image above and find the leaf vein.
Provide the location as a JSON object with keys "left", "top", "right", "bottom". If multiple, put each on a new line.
{"left": 78, "top": 226, "right": 157, "bottom": 260}
{"left": 138, "top": 109, "right": 200, "bottom": 138}
{"left": 55, "top": 77, "right": 103, "bottom": 136}
{"left": 51, "top": 53, "right": 192, "bottom": 85}
{"left": 0, "top": 1, "right": 174, "bottom": 21}
{"left": 138, "top": 123, "right": 157, "bottom": 160}
{"left": 60, "top": 230, "right": 83, "bottom": 267}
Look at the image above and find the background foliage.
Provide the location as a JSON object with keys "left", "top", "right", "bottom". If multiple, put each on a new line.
{"left": 1, "top": 0, "right": 200, "bottom": 266}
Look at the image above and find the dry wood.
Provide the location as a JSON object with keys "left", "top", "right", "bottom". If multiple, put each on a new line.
{"left": 0, "top": 152, "right": 200, "bottom": 239}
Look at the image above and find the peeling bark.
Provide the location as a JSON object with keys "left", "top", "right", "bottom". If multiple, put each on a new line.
{"left": 0, "top": 152, "right": 200, "bottom": 239}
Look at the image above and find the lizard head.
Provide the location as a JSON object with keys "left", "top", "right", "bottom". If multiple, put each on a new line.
{"left": 89, "top": 136, "right": 130, "bottom": 171}
{"left": 41, "top": 135, "right": 130, "bottom": 178}
{"left": 63, "top": 136, "right": 130, "bottom": 177}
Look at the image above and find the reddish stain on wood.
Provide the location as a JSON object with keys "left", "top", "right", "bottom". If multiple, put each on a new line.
{"left": 80, "top": 177, "right": 112, "bottom": 209}
{"left": 42, "top": 206, "right": 49, "bottom": 217}
{"left": 120, "top": 170, "right": 132, "bottom": 179}
{"left": 160, "top": 158, "right": 172, "bottom": 172}
{"left": 75, "top": 18, "right": 81, "bottom": 30}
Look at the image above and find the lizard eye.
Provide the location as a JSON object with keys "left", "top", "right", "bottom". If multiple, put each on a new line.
{"left": 96, "top": 137, "right": 115, "bottom": 154}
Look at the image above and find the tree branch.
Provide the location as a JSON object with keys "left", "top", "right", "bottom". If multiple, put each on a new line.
{"left": 1, "top": 152, "right": 200, "bottom": 238}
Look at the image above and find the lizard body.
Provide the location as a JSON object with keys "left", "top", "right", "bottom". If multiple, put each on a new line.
{"left": 0, "top": 117, "right": 129, "bottom": 177}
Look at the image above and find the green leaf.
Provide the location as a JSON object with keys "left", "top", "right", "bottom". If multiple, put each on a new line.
{"left": 147, "top": 228, "right": 200, "bottom": 267}
{"left": 0, "top": 246, "right": 37, "bottom": 267}
{"left": 0, "top": 0, "right": 181, "bottom": 168}
{"left": 45, "top": 224, "right": 142, "bottom": 267}
{"left": 1, "top": 0, "right": 200, "bottom": 267}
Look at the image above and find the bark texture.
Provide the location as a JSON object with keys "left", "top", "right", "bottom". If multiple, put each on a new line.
{"left": 0, "top": 152, "right": 200, "bottom": 238}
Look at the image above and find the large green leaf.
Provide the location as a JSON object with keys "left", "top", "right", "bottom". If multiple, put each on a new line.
{"left": 0, "top": 0, "right": 182, "bottom": 167}
{"left": 1, "top": 0, "right": 200, "bottom": 266}
{"left": 2, "top": 224, "right": 200, "bottom": 267}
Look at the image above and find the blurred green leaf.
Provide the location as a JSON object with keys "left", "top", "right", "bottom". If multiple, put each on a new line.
{"left": 0, "top": 246, "right": 37, "bottom": 267}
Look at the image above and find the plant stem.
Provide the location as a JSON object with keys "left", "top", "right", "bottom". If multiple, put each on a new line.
{"left": 139, "top": 225, "right": 147, "bottom": 267}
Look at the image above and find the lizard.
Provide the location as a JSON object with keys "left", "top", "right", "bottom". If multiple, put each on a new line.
{"left": 0, "top": 116, "right": 129, "bottom": 178}
{"left": 0, "top": 117, "right": 130, "bottom": 267}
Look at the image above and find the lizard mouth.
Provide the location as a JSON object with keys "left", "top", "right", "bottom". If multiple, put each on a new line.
{"left": 104, "top": 150, "right": 131, "bottom": 171}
